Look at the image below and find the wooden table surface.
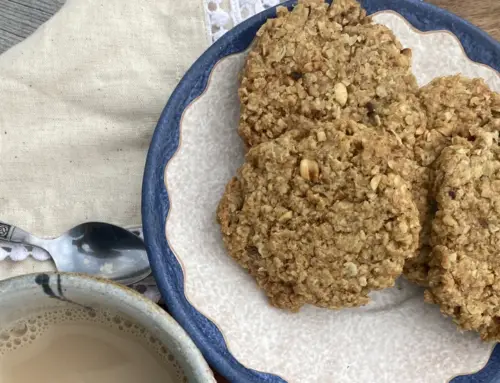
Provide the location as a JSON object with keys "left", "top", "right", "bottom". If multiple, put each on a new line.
{"left": 0, "top": 1, "right": 497, "bottom": 382}
{"left": 429, "top": 0, "right": 500, "bottom": 41}
{"left": 0, "top": 0, "right": 499, "bottom": 54}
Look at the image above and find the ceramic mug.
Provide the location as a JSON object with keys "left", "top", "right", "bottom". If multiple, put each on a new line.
{"left": 0, "top": 272, "right": 215, "bottom": 382}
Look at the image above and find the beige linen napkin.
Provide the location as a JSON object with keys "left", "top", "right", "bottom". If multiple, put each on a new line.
{"left": 0, "top": 0, "right": 208, "bottom": 278}
{"left": 0, "top": 0, "right": 208, "bottom": 234}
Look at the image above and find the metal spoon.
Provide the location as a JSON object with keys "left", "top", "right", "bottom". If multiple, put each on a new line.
{"left": 0, "top": 221, "right": 151, "bottom": 285}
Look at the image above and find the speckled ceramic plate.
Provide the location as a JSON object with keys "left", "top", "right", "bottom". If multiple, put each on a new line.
{"left": 142, "top": 1, "right": 500, "bottom": 382}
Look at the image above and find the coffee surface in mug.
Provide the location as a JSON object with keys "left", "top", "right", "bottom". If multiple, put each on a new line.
{"left": 0, "top": 306, "right": 186, "bottom": 383}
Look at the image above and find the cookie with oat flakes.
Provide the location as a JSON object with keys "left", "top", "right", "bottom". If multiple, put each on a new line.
{"left": 217, "top": 120, "right": 420, "bottom": 311}
{"left": 424, "top": 131, "right": 500, "bottom": 341}
{"left": 399, "top": 162, "right": 434, "bottom": 285}
{"left": 416, "top": 75, "right": 500, "bottom": 167}
{"left": 295, "top": 114, "right": 431, "bottom": 268}
{"left": 403, "top": 75, "right": 500, "bottom": 286}
{"left": 238, "top": 0, "right": 420, "bottom": 147}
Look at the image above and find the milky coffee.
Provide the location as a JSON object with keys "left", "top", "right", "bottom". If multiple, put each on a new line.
{"left": 0, "top": 307, "right": 186, "bottom": 383}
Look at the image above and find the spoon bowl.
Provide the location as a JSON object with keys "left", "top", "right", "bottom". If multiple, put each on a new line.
{"left": 0, "top": 221, "right": 150, "bottom": 285}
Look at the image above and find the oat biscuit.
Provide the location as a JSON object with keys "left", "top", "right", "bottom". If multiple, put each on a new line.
{"left": 238, "top": 0, "right": 420, "bottom": 147}
{"left": 424, "top": 132, "right": 500, "bottom": 340}
{"left": 400, "top": 166, "right": 434, "bottom": 284}
{"left": 416, "top": 75, "right": 500, "bottom": 167}
{"left": 291, "top": 115, "right": 429, "bottom": 234}
{"left": 404, "top": 75, "right": 500, "bottom": 285}
{"left": 218, "top": 121, "right": 420, "bottom": 311}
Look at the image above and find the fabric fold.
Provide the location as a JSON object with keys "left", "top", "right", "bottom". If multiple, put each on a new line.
{"left": 0, "top": 0, "right": 208, "bottom": 240}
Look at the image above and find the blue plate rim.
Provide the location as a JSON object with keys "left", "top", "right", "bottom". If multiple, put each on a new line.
{"left": 142, "top": 1, "right": 500, "bottom": 382}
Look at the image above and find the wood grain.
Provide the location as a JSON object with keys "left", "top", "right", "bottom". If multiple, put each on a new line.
{"left": 0, "top": 1, "right": 498, "bottom": 382}
{"left": 428, "top": 0, "right": 500, "bottom": 41}
{"left": 0, "top": 0, "right": 64, "bottom": 53}
{"left": 0, "top": 0, "right": 498, "bottom": 54}
{"left": 0, "top": 0, "right": 500, "bottom": 53}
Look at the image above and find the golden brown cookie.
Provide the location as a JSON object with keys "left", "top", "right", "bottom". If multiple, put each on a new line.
{"left": 404, "top": 75, "right": 500, "bottom": 286}
{"left": 400, "top": 167, "right": 433, "bottom": 285}
{"left": 238, "top": 0, "right": 420, "bottom": 147}
{"left": 416, "top": 75, "right": 500, "bottom": 167}
{"left": 425, "top": 131, "right": 500, "bottom": 341}
{"left": 217, "top": 120, "right": 420, "bottom": 311}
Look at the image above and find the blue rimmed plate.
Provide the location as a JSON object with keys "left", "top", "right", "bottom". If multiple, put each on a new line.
{"left": 142, "top": 1, "right": 500, "bottom": 382}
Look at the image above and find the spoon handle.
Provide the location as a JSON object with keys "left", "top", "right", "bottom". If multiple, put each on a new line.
{"left": 0, "top": 221, "right": 47, "bottom": 250}
{"left": 0, "top": 221, "right": 17, "bottom": 242}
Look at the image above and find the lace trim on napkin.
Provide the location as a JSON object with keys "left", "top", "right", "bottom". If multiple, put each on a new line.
{"left": 0, "top": 227, "right": 160, "bottom": 300}
{"left": 205, "top": 0, "right": 285, "bottom": 42}
{"left": 0, "top": 2, "right": 287, "bottom": 264}
{"left": 0, "top": 2, "right": 287, "bottom": 301}
{"left": 0, "top": 242, "right": 50, "bottom": 262}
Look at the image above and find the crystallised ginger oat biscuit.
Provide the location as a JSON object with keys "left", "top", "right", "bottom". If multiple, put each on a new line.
{"left": 425, "top": 132, "right": 500, "bottom": 340}
{"left": 217, "top": 121, "right": 420, "bottom": 311}
{"left": 404, "top": 75, "right": 500, "bottom": 286}
{"left": 238, "top": 0, "right": 421, "bottom": 147}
